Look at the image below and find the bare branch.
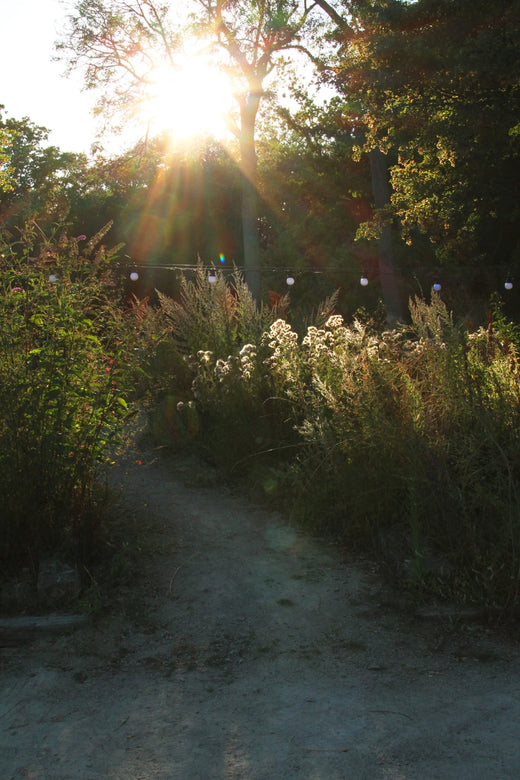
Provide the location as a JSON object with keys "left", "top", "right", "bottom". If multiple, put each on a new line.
{"left": 312, "top": 0, "right": 346, "bottom": 29}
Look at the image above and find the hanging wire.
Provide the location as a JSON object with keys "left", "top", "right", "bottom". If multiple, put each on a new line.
{"left": 121, "top": 259, "right": 515, "bottom": 292}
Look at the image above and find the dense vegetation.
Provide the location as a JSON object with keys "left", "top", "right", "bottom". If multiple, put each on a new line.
{"left": 1, "top": 0, "right": 520, "bottom": 611}
{"left": 152, "top": 270, "right": 520, "bottom": 611}
{"left": 0, "top": 223, "right": 162, "bottom": 574}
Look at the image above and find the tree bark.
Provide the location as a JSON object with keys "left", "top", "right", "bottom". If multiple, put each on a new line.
{"left": 239, "top": 93, "right": 262, "bottom": 301}
{"left": 369, "top": 148, "right": 404, "bottom": 324}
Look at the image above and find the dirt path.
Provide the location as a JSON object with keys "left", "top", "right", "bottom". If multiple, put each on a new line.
{"left": 1, "top": 442, "right": 520, "bottom": 779}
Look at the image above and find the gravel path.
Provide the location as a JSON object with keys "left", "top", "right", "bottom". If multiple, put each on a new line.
{"left": 1, "top": 443, "right": 520, "bottom": 779}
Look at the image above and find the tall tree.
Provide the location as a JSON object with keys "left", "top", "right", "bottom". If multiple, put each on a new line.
{"left": 257, "top": 91, "right": 376, "bottom": 308}
{"left": 56, "top": 0, "right": 320, "bottom": 299}
{"left": 331, "top": 0, "right": 520, "bottom": 283}
{"left": 194, "top": 0, "right": 321, "bottom": 298}
{"left": 308, "top": 0, "right": 405, "bottom": 321}
{"left": 0, "top": 108, "right": 86, "bottom": 228}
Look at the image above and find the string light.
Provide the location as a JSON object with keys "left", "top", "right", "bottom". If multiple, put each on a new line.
{"left": 117, "top": 260, "right": 516, "bottom": 295}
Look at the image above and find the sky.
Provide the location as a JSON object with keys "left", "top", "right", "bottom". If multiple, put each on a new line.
{"left": 0, "top": 0, "right": 242, "bottom": 156}
{"left": 1, "top": 0, "right": 100, "bottom": 154}
{"left": 0, "top": 0, "right": 326, "bottom": 157}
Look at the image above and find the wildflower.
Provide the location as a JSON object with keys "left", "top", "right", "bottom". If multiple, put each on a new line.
{"left": 214, "top": 358, "right": 228, "bottom": 378}
{"left": 263, "top": 319, "right": 298, "bottom": 349}
{"left": 76, "top": 234, "right": 87, "bottom": 241}
{"left": 11, "top": 287, "right": 25, "bottom": 294}
{"left": 197, "top": 350, "right": 213, "bottom": 364}
{"left": 325, "top": 315, "right": 344, "bottom": 330}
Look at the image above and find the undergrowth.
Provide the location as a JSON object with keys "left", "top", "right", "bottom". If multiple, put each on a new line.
{"left": 153, "top": 271, "right": 520, "bottom": 613}
{"left": 0, "top": 222, "right": 162, "bottom": 577}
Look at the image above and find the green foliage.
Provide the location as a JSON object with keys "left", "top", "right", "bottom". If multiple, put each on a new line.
{"left": 115, "top": 140, "right": 243, "bottom": 270}
{"left": 0, "top": 107, "right": 87, "bottom": 227}
{"left": 159, "top": 276, "right": 520, "bottom": 609}
{"left": 153, "top": 264, "right": 292, "bottom": 466}
{"left": 329, "top": 0, "right": 520, "bottom": 271}
{"left": 0, "top": 222, "right": 157, "bottom": 569}
{"left": 283, "top": 298, "right": 520, "bottom": 608}
{"left": 258, "top": 94, "right": 375, "bottom": 310}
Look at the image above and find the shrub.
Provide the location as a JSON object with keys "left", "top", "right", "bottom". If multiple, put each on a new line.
{"left": 0, "top": 222, "right": 156, "bottom": 571}
{"left": 157, "top": 263, "right": 283, "bottom": 360}
{"left": 153, "top": 268, "right": 520, "bottom": 609}
{"left": 153, "top": 265, "right": 295, "bottom": 469}
{"left": 282, "top": 295, "right": 520, "bottom": 608}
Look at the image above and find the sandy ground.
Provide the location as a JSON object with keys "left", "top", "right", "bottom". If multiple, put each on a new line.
{"left": 1, "top": 441, "right": 520, "bottom": 779}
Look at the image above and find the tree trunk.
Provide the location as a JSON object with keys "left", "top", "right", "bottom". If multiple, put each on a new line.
{"left": 239, "top": 93, "right": 262, "bottom": 301}
{"left": 369, "top": 148, "right": 404, "bottom": 324}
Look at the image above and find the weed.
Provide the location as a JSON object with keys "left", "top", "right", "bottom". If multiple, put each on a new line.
{"left": 0, "top": 222, "right": 160, "bottom": 572}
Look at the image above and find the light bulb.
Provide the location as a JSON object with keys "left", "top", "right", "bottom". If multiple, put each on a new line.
{"left": 433, "top": 282, "right": 442, "bottom": 292}
{"left": 360, "top": 275, "right": 369, "bottom": 287}
{"left": 48, "top": 274, "right": 58, "bottom": 283}
{"left": 286, "top": 276, "right": 295, "bottom": 286}
{"left": 208, "top": 270, "right": 217, "bottom": 284}
{"left": 505, "top": 281, "right": 513, "bottom": 290}
{"left": 130, "top": 271, "right": 139, "bottom": 281}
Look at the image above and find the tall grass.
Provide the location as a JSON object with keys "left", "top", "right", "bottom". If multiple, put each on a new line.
{"left": 0, "top": 223, "right": 159, "bottom": 571}
{"left": 152, "top": 265, "right": 295, "bottom": 463}
{"left": 156, "top": 274, "right": 520, "bottom": 609}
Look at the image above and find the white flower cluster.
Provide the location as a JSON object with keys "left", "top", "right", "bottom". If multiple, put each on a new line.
{"left": 238, "top": 344, "right": 257, "bottom": 381}
{"left": 302, "top": 326, "right": 334, "bottom": 356}
{"left": 324, "top": 314, "right": 344, "bottom": 330}
{"left": 261, "top": 320, "right": 300, "bottom": 388}
{"left": 263, "top": 319, "right": 299, "bottom": 351}
{"left": 214, "top": 344, "right": 258, "bottom": 384}
{"left": 302, "top": 315, "right": 378, "bottom": 368}
{"left": 197, "top": 350, "right": 213, "bottom": 364}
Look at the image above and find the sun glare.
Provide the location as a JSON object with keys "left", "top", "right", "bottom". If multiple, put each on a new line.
{"left": 143, "top": 46, "right": 235, "bottom": 143}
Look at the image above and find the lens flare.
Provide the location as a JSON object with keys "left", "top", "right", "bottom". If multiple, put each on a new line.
{"left": 142, "top": 43, "right": 234, "bottom": 142}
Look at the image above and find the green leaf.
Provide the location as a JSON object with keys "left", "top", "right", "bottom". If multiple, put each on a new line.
{"left": 84, "top": 334, "right": 101, "bottom": 345}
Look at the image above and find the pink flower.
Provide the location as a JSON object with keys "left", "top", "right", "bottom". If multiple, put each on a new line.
{"left": 12, "top": 287, "right": 25, "bottom": 293}
{"left": 76, "top": 234, "right": 87, "bottom": 241}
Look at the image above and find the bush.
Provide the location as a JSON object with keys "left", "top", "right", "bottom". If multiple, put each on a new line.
{"left": 281, "top": 295, "right": 520, "bottom": 608}
{"left": 150, "top": 263, "right": 520, "bottom": 608}
{"left": 156, "top": 272, "right": 520, "bottom": 609}
{"left": 0, "top": 222, "right": 157, "bottom": 571}
{"left": 153, "top": 265, "right": 295, "bottom": 469}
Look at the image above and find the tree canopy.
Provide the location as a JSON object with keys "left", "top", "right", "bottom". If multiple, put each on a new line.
{"left": 2, "top": 0, "right": 519, "bottom": 317}
{"left": 0, "top": 108, "right": 87, "bottom": 227}
{"left": 329, "top": 0, "right": 520, "bottom": 277}
{"left": 56, "top": 0, "right": 329, "bottom": 298}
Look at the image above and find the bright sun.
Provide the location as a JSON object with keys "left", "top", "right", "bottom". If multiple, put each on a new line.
{"left": 142, "top": 45, "right": 235, "bottom": 142}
